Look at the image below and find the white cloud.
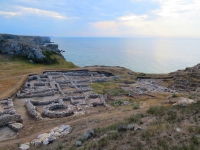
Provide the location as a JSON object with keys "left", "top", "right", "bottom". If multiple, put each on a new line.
{"left": 118, "top": 14, "right": 147, "bottom": 21}
{"left": 19, "top": 7, "right": 67, "bottom": 19}
{"left": 91, "top": 0, "right": 200, "bottom": 38}
{"left": 153, "top": 0, "right": 200, "bottom": 19}
{"left": 0, "top": 11, "right": 21, "bottom": 17}
{"left": 0, "top": 6, "right": 77, "bottom": 20}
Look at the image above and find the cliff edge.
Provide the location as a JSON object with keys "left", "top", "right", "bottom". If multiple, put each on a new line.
{"left": 0, "top": 34, "right": 63, "bottom": 60}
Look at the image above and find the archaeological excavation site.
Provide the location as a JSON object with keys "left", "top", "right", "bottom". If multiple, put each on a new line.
{"left": 1, "top": 65, "right": 200, "bottom": 150}
{"left": 0, "top": 70, "right": 118, "bottom": 147}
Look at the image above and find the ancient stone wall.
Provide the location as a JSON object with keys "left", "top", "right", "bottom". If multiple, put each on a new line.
{"left": 0, "top": 109, "right": 16, "bottom": 116}
{"left": 17, "top": 90, "right": 55, "bottom": 98}
{"left": 30, "top": 99, "right": 59, "bottom": 105}
{"left": 92, "top": 77, "right": 108, "bottom": 82}
{"left": 55, "top": 82, "right": 65, "bottom": 96}
{"left": 0, "top": 99, "right": 22, "bottom": 127}
{"left": 43, "top": 102, "right": 73, "bottom": 118}
{"left": 25, "top": 100, "right": 42, "bottom": 120}
{"left": 0, "top": 99, "right": 17, "bottom": 115}
{"left": 0, "top": 114, "right": 22, "bottom": 127}
{"left": 64, "top": 72, "right": 91, "bottom": 76}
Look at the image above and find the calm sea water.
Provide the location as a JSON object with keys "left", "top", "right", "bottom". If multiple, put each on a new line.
{"left": 51, "top": 37, "right": 200, "bottom": 73}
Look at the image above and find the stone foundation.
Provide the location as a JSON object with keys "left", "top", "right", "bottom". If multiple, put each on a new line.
{"left": 25, "top": 100, "right": 42, "bottom": 120}
{"left": 43, "top": 102, "right": 74, "bottom": 118}
{"left": 0, "top": 114, "right": 22, "bottom": 127}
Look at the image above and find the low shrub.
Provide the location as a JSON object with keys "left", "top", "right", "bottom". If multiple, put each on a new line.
{"left": 126, "top": 113, "right": 144, "bottom": 123}
{"left": 147, "top": 106, "right": 165, "bottom": 117}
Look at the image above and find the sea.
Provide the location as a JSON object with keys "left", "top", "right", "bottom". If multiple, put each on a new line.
{"left": 51, "top": 37, "right": 200, "bottom": 74}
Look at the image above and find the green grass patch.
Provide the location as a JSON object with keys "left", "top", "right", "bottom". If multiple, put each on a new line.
{"left": 90, "top": 82, "right": 128, "bottom": 96}
{"left": 109, "top": 100, "right": 124, "bottom": 107}
{"left": 9, "top": 53, "right": 77, "bottom": 69}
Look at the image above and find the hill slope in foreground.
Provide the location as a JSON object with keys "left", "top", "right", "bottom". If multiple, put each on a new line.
{"left": 1, "top": 50, "right": 200, "bottom": 149}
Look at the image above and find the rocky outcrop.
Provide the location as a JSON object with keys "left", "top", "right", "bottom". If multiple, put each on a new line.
{"left": 0, "top": 34, "right": 62, "bottom": 59}
{"left": 172, "top": 97, "right": 196, "bottom": 106}
{"left": 0, "top": 34, "right": 50, "bottom": 45}
{"left": 40, "top": 44, "right": 61, "bottom": 53}
{"left": 0, "top": 41, "right": 45, "bottom": 59}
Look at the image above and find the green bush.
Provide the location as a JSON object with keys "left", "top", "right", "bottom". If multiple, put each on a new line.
{"left": 172, "top": 93, "right": 178, "bottom": 98}
{"left": 166, "top": 109, "right": 177, "bottom": 123}
{"left": 132, "top": 103, "right": 140, "bottom": 110}
{"left": 127, "top": 113, "right": 144, "bottom": 123}
{"left": 147, "top": 106, "right": 165, "bottom": 117}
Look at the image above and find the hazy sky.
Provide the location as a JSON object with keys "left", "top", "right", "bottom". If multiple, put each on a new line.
{"left": 0, "top": 0, "right": 200, "bottom": 38}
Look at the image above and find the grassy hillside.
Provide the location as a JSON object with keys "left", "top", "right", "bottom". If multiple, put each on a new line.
{"left": 0, "top": 54, "right": 78, "bottom": 99}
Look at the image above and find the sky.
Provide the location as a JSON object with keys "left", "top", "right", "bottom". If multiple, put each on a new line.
{"left": 0, "top": 0, "right": 200, "bottom": 38}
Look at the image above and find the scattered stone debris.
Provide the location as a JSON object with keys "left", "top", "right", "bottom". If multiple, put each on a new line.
{"left": 122, "top": 79, "right": 175, "bottom": 95}
{"left": 176, "top": 128, "right": 181, "bottom": 133}
{"left": 118, "top": 123, "right": 141, "bottom": 132}
{"left": 127, "top": 123, "right": 135, "bottom": 130}
{"left": 75, "top": 140, "right": 82, "bottom": 147}
{"left": 19, "top": 124, "right": 72, "bottom": 149}
{"left": 123, "top": 101, "right": 130, "bottom": 105}
{"left": 75, "top": 128, "right": 95, "bottom": 147}
{"left": 172, "top": 97, "right": 196, "bottom": 106}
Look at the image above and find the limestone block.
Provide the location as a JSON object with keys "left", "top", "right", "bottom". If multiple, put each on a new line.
{"left": 43, "top": 138, "right": 49, "bottom": 145}
{"left": 19, "top": 143, "right": 30, "bottom": 150}
{"left": 8, "top": 122, "right": 23, "bottom": 131}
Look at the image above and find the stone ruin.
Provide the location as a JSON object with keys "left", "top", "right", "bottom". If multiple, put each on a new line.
{"left": 16, "top": 70, "right": 116, "bottom": 120}
{"left": 0, "top": 99, "right": 23, "bottom": 131}
{"left": 121, "top": 78, "right": 175, "bottom": 95}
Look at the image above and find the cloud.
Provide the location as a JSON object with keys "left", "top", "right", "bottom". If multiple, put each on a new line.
{"left": 91, "top": 0, "right": 200, "bottom": 38}
{"left": 118, "top": 14, "right": 147, "bottom": 21}
{"left": 0, "top": 11, "right": 21, "bottom": 17}
{"left": 19, "top": 7, "right": 67, "bottom": 19}
{"left": 153, "top": 0, "right": 200, "bottom": 19}
{"left": 0, "top": 6, "right": 78, "bottom": 20}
